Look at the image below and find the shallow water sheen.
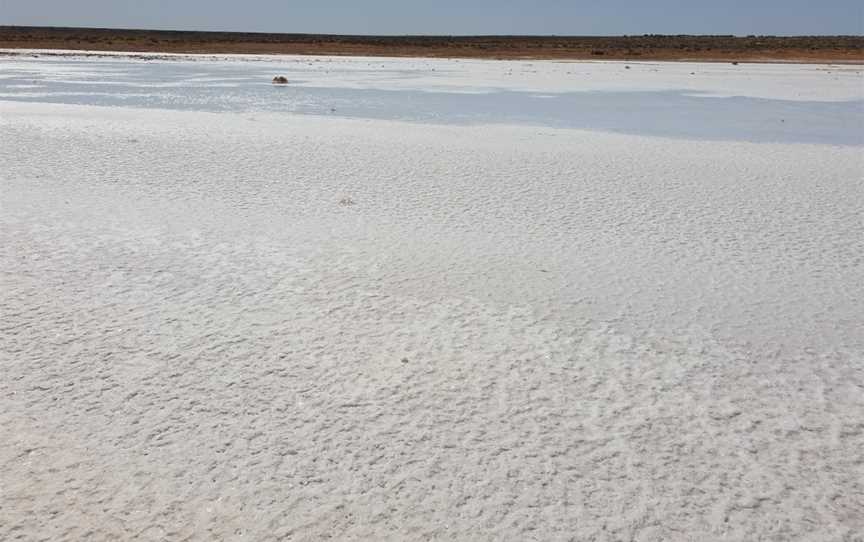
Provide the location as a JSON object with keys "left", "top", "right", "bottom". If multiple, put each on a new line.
{"left": 1, "top": 55, "right": 862, "bottom": 145}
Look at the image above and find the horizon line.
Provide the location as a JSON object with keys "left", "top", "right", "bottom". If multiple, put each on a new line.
{"left": 3, "top": 25, "right": 862, "bottom": 39}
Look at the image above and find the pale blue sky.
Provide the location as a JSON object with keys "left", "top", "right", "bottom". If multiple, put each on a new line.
{"left": 1, "top": 0, "right": 862, "bottom": 35}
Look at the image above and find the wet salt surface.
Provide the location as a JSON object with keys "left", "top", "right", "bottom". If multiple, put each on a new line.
{"left": 1, "top": 55, "right": 862, "bottom": 145}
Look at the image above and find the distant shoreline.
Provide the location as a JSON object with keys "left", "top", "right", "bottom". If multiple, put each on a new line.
{"left": 2, "top": 26, "right": 862, "bottom": 63}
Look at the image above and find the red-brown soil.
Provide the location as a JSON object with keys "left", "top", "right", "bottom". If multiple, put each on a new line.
{"left": 1, "top": 26, "right": 862, "bottom": 63}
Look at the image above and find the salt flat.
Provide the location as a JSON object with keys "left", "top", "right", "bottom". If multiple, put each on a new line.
{"left": 1, "top": 54, "right": 863, "bottom": 541}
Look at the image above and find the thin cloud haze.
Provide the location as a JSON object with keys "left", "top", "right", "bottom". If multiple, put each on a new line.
{"left": 1, "top": 0, "right": 863, "bottom": 35}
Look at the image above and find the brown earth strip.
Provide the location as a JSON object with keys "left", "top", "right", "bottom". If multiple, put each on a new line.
{"left": 1, "top": 26, "right": 862, "bottom": 62}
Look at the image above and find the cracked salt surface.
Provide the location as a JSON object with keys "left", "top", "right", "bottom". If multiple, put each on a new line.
{"left": 1, "top": 55, "right": 863, "bottom": 541}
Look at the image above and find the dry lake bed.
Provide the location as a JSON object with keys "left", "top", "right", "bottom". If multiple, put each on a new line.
{"left": 1, "top": 52, "right": 863, "bottom": 540}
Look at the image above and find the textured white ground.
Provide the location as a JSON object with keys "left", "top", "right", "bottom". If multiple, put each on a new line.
{"left": 1, "top": 58, "right": 864, "bottom": 541}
